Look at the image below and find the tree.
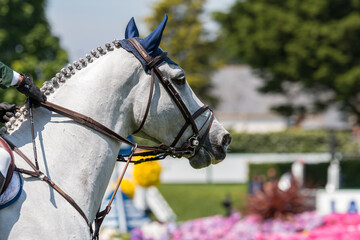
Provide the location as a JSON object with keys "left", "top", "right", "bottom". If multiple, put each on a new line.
{"left": 214, "top": 0, "right": 360, "bottom": 125}
{"left": 144, "top": 0, "right": 220, "bottom": 106}
{"left": 0, "top": 0, "right": 68, "bottom": 105}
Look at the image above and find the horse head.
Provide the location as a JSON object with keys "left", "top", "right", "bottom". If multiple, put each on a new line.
{"left": 125, "top": 15, "right": 231, "bottom": 169}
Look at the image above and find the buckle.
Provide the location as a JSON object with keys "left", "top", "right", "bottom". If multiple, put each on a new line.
{"left": 182, "top": 134, "right": 200, "bottom": 158}
{"left": 38, "top": 172, "right": 45, "bottom": 181}
{"left": 188, "top": 135, "right": 200, "bottom": 148}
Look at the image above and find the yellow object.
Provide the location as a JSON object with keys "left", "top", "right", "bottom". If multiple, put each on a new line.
{"left": 133, "top": 160, "right": 162, "bottom": 187}
{"left": 120, "top": 178, "right": 136, "bottom": 198}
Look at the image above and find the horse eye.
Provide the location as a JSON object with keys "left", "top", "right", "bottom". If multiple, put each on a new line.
{"left": 172, "top": 75, "right": 186, "bottom": 85}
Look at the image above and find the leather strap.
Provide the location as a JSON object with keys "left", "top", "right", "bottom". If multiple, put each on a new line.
{"left": 133, "top": 52, "right": 168, "bottom": 134}
{"left": 38, "top": 101, "right": 136, "bottom": 147}
{"left": 128, "top": 38, "right": 199, "bottom": 135}
{"left": 0, "top": 137, "right": 15, "bottom": 194}
{"left": 92, "top": 145, "right": 137, "bottom": 239}
{"left": 171, "top": 105, "right": 209, "bottom": 147}
{"left": 198, "top": 110, "right": 214, "bottom": 148}
{"left": 38, "top": 101, "right": 199, "bottom": 156}
{"left": 133, "top": 69, "right": 155, "bottom": 134}
{"left": 148, "top": 52, "right": 168, "bottom": 69}
{"left": 5, "top": 139, "right": 90, "bottom": 225}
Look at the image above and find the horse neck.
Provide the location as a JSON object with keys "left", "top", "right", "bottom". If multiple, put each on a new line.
{"left": 6, "top": 48, "right": 141, "bottom": 222}
{"left": 50, "top": 49, "right": 140, "bottom": 135}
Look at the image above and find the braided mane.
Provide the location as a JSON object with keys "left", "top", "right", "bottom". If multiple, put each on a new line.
{"left": 1, "top": 40, "right": 122, "bottom": 135}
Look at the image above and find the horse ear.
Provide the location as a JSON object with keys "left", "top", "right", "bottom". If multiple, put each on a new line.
{"left": 125, "top": 17, "right": 139, "bottom": 39}
{"left": 141, "top": 14, "right": 168, "bottom": 55}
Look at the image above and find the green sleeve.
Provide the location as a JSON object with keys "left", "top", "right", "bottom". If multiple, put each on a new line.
{"left": 0, "top": 61, "right": 14, "bottom": 89}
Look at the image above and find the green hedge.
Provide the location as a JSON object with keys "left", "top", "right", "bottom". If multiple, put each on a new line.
{"left": 135, "top": 129, "right": 359, "bottom": 156}
{"left": 229, "top": 130, "right": 358, "bottom": 155}
{"left": 249, "top": 162, "right": 292, "bottom": 182}
{"left": 302, "top": 160, "right": 360, "bottom": 188}
{"left": 340, "top": 160, "right": 360, "bottom": 188}
{"left": 304, "top": 163, "right": 328, "bottom": 188}
{"left": 249, "top": 162, "right": 328, "bottom": 188}
{"left": 249, "top": 160, "right": 360, "bottom": 189}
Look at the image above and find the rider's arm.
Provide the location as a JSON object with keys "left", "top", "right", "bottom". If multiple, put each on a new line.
{"left": 0, "top": 61, "right": 46, "bottom": 102}
{"left": 0, "top": 61, "right": 21, "bottom": 89}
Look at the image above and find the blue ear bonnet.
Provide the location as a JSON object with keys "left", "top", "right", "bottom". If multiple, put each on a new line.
{"left": 119, "top": 14, "right": 177, "bottom": 73}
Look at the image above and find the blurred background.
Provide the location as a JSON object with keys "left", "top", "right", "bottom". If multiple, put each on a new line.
{"left": 2, "top": 0, "right": 360, "bottom": 239}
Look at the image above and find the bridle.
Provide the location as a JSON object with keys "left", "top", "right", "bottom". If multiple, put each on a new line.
{"left": 125, "top": 38, "right": 214, "bottom": 159}
{"left": 6, "top": 38, "right": 214, "bottom": 239}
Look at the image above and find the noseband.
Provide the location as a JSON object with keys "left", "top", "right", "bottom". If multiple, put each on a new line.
{"left": 6, "top": 38, "right": 214, "bottom": 239}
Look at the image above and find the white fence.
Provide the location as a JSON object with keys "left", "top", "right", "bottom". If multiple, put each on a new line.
{"left": 116, "top": 153, "right": 331, "bottom": 184}
{"left": 158, "top": 153, "right": 332, "bottom": 184}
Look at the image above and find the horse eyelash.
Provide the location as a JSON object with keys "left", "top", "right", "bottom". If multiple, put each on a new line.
{"left": 172, "top": 75, "right": 186, "bottom": 85}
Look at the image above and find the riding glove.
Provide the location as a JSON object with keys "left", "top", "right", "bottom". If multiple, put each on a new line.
{"left": 16, "top": 73, "right": 47, "bottom": 103}
{"left": 0, "top": 102, "right": 17, "bottom": 123}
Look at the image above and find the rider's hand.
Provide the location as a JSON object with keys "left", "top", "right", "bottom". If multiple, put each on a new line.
{"left": 16, "top": 74, "right": 47, "bottom": 103}
{"left": 0, "top": 102, "right": 17, "bottom": 123}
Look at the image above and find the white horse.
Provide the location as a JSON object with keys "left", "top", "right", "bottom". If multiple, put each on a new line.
{"left": 0, "top": 16, "right": 230, "bottom": 240}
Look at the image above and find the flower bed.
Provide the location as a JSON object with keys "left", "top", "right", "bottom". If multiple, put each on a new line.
{"left": 131, "top": 212, "right": 360, "bottom": 240}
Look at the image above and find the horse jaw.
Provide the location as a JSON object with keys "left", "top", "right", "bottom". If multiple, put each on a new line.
{"left": 189, "top": 119, "right": 231, "bottom": 169}
{"left": 188, "top": 147, "right": 213, "bottom": 169}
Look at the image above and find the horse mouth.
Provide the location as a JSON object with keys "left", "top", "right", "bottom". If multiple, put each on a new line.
{"left": 188, "top": 146, "right": 224, "bottom": 169}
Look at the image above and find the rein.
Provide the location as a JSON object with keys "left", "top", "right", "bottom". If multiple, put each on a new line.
{"left": 8, "top": 38, "right": 214, "bottom": 239}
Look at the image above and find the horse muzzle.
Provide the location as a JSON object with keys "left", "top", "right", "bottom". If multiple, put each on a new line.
{"left": 188, "top": 121, "right": 231, "bottom": 169}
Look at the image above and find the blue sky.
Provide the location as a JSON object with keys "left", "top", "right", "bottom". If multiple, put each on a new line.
{"left": 46, "top": 0, "right": 235, "bottom": 60}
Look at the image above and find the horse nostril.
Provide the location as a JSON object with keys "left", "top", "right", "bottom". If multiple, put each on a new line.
{"left": 222, "top": 133, "right": 232, "bottom": 148}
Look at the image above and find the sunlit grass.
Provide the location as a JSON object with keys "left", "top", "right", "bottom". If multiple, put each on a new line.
{"left": 158, "top": 184, "right": 248, "bottom": 221}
